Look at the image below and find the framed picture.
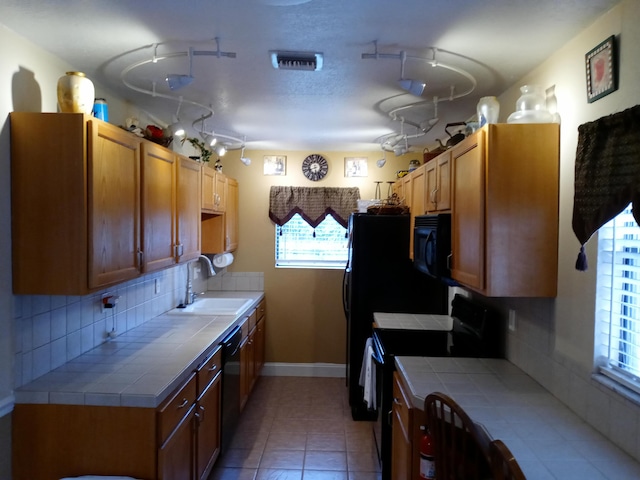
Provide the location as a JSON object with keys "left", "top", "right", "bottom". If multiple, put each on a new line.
{"left": 264, "top": 155, "right": 286, "bottom": 176}
{"left": 586, "top": 35, "right": 617, "bottom": 103}
{"left": 344, "top": 157, "right": 368, "bottom": 177}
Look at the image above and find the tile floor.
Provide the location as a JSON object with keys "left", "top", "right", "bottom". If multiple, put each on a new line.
{"left": 209, "top": 376, "right": 382, "bottom": 480}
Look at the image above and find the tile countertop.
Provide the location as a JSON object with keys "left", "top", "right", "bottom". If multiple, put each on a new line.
{"left": 373, "top": 312, "right": 453, "bottom": 331}
{"left": 15, "top": 291, "right": 265, "bottom": 409}
{"left": 395, "top": 356, "right": 640, "bottom": 480}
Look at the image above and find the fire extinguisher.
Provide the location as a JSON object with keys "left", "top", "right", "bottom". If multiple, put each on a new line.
{"left": 420, "top": 426, "right": 436, "bottom": 480}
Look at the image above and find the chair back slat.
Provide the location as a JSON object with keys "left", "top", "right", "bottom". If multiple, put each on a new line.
{"left": 490, "top": 439, "right": 526, "bottom": 480}
{"left": 424, "top": 392, "right": 492, "bottom": 480}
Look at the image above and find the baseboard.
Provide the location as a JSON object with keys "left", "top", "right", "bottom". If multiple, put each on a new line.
{"left": 262, "top": 362, "right": 346, "bottom": 378}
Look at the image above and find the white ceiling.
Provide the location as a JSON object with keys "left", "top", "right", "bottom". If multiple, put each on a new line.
{"left": 1, "top": 0, "right": 619, "bottom": 152}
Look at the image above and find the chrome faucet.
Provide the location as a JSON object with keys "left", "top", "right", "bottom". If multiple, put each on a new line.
{"left": 185, "top": 255, "right": 216, "bottom": 305}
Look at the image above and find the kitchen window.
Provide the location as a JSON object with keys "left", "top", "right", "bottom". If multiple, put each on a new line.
{"left": 596, "top": 203, "right": 640, "bottom": 394}
{"left": 275, "top": 213, "right": 348, "bottom": 269}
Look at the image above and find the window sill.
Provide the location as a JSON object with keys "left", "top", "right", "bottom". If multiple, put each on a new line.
{"left": 592, "top": 370, "right": 640, "bottom": 408}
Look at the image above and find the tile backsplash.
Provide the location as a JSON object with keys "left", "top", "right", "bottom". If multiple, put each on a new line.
{"left": 12, "top": 265, "right": 264, "bottom": 388}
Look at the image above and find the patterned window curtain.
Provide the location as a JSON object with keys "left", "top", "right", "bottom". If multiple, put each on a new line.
{"left": 572, "top": 104, "right": 640, "bottom": 270}
{"left": 268, "top": 186, "right": 361, "bottom": 228}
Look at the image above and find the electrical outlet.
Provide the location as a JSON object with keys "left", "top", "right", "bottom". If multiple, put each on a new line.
{"left": 508, "top": 309, "right": 517, "bottom": 332}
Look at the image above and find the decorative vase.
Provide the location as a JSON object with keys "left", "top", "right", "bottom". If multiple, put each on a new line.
{"left": 57, "top": 71, "right": 95, "bottom": 115}
{"left": 476, "top": 96, "right": 500, "bottom": 126}
{"left": 507, "top": 84, "right": 554, "bottom": 124}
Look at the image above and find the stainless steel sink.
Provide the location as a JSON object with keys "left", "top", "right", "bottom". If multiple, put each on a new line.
{"left": 167, "top": 298, "right": 253, "bottom": 316}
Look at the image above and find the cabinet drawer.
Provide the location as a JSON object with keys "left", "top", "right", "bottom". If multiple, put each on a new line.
{"left": 240, "top": 316, "right": 249, "bottom": 339}
{"left": 157, "top": 373, "right": 197, "bottom": 445}
{"left": 257, "top": 299, "right": 266, "bottom": 320}
{"left": 197, "top": 345, "right": 222, "bottom": 395}
{"left": 248, "top": 308, "right": 258, "bottom": 331}
{"left": 393, "top": 372, "right": 411, "bottom": 432}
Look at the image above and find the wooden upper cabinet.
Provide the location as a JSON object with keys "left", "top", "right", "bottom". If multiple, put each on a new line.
{"left": 202, "top": 175, "right": 239, "bottom": 255}
{"left": 408, "top": 165, "right": 426, "bottom": 259}
{"left": 201, "top": 164, "right": 226, "bottom": 214}
{"left": 225, "top": 177, "right": 239, "bottom": 252}
{"left": 11, "top": 113, "right": 144, "bottom": 294}
{"left": 425, "top": 153, "right": 452, "bottom": 213}
{"left": 10, "top": 113, "right": 202, "bottom": 295}
{"left": 450, "top": 123, "right": 560, "bottom": 297}
{"left": 141, "top": 141, "right": 177, "bottom": 273}
{"left": 176, "top": 156, "right": 202, "bottom": 264}
{"left": 89, "top": 120, "right": 142, "bottom": 288}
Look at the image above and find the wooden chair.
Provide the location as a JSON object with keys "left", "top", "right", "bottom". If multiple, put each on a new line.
{"left": 489, "top": 439, "right": 526, "bottom": 480}
{"left": 424, "top": 392, "right": 492, "bottom": 480}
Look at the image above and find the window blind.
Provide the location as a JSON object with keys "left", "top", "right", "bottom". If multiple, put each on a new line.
{"left": 596, "top": 203, "right": 640, "bottom": 393}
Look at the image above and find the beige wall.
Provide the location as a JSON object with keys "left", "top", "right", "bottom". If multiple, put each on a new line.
{"left": 470, "top": 0, "right": 640, "bottom": 461}
{"left": 221, "top": 149, "right": 419, "bottom": 364}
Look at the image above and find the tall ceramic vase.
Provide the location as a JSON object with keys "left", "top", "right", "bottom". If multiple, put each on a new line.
{"left": 57, "top": 71, "right": 95, "bottom": 115}
{"left": 476, "top": 96, "right": 500, "bottom": 126}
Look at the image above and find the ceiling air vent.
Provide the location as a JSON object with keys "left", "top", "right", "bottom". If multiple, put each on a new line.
{"left": 270, "top": 51, "right": 323, "bottom": 71}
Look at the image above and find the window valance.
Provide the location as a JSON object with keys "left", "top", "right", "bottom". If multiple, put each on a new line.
{"left": 269, "top": 186, "right": 360, "bottom": 228}
{"left": 572, "top": 104, "right": 640, "bottom": 270}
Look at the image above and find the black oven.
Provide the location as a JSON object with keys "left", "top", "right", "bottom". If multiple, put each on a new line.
{"left": 413, "top": 213, "right": 452, "bottom": 281}
{"left": 370, "top": 294, "right": 502, "bottom": 480}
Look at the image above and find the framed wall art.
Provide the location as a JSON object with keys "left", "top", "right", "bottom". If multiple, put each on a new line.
{"left": 264, "top": 155, "right": 286, "bottom": 175}
{"left": 344, "top": 157, "right": 368, "bottom": 177}
{"left": 586, "top": 35, "right": 617, "bottom": 103}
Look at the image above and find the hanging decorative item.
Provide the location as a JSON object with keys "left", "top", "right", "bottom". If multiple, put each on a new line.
{"left": 57, "top": 71, "right": 95, "bottom": 115}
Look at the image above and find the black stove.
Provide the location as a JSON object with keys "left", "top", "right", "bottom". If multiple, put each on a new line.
{"left": 370, "top": 294, "right": 503, "bottom": 480}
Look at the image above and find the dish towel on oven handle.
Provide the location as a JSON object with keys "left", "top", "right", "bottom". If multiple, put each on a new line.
{"left": 359, "top": 337, "right": 377, "bottom": 410}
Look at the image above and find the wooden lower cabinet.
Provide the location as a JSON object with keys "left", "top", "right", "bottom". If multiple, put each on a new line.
{"left": 391, "top": 372, "right": 424, "bottom": 480}
{"left": 159, "top": 405, "right": 196, "bottom": 480}
{"left": 240, "top": 299, "right": 266, "bottom": 412}
{"left": 13, "top": 361, "right": 220, "bottom": 480}
{"left": 196, "top": 367, "right": 222, "bottom": 479}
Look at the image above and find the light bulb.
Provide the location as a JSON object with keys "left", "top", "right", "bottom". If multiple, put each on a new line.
{"left": 205, "top": 134, "right": 217, "bottom": 147}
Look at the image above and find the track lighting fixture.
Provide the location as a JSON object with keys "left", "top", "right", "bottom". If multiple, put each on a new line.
{"left": 166, "top": 48, "right": 195, "bottom": 91}
{"left": 216, "top": 145, "right": 227, "bottom": 156}
{"left": 376, "top": 150, "right": 387, "bottom": 168}
{"left": 239, "top": 144, "right": 251, "bottom": 166}
{"left": 169, "top": 97, "right": 186, "bottom": 138}
{"left": 205, "top": 134, "right": 217, "bottom": 147}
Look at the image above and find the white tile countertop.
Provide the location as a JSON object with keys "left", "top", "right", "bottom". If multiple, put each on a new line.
{"left": 395, "top": 356, "right": 640, "bottom": 480}
{"left": 14, "top": 291, "right": 264, "bottom": 409}
{"left": 373, "top": 312, "right": 453, "bottom": 331}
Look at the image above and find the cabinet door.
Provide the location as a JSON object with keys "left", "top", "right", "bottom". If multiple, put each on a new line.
{"left": 391, "top": 373, "right": 412, "bottom": 480}
{"left": 409, "top": 166, "right": 426, "bottom": 259}
{"left": 141, "top": 142, "right": 176, "bottom": 273}
{"left": 239, "top": 336, "right": 250, "bottom": 412}
{"left": 424, "top": 159, "right": 437, "bottom": 212}
{"left": 177, "top": 156, "right": 202, "bottom": 263}
{"left": 255, "top": 316, "right": 265, "bottom": 378}
{"left": 158, "top": 405, "right": 196, "bottom": 480}
{"left": 451, "top": 133, "right": 485, "bottom": 291}
{"left": 196, "top": 372, "right": 222, "bottom": 480}
{"left": 88, "top": 119, "right": 142, "bottom": 289}
{"left": 214, "top": 173, "right": 227, "bottom": 212}
{"left": 201, "top": 164, "right": 216, "bottom": 213}
{"left": 436, "top": 153, "right": 451, "bottom": 211}
{"left": 225, "top": 178, "right": 239, "bottom": 252}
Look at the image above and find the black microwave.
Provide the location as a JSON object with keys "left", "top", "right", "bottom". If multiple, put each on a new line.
{"left": 413, "top": 213, "right": 453, "bottom": 282}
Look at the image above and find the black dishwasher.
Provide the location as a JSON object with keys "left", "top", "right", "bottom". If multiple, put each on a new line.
{"left": 220, "top": 325, "right": 242, "bottom": 454}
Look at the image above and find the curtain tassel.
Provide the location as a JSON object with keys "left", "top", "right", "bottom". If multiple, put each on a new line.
{"left": 575, "top": 245, "right": 588, "bottom": 271}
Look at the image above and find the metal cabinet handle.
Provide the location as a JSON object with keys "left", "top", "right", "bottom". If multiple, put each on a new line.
{"left": 208, "top": 364, "right": 218, "bottom": 372}
{"left": 177, "top": 398, "right": 189, "bottom": 409}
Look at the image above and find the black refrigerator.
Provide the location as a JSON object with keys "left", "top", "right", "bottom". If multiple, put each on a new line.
{"left": 342, "top": 213, "right": 448, "bottom": 420}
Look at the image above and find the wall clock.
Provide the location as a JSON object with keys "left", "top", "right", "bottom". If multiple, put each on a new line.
{"left": 302, "top": 154, "right": 329, "bottom": 181}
